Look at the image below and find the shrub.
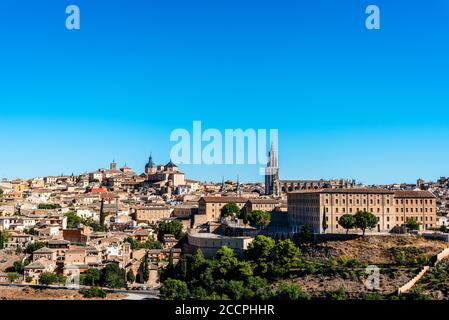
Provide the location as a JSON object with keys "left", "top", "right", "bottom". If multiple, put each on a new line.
{"left": 325, "top": 287, "right": 348, "bottom": 300}
{"left": 361, "top": 292, "right": 383, "bottom": 300}
{"left": 274, "top": 282, "right": 310, "bottom": 300}
{"left": 80, "top": 286, "right": 107, "bottom": 299}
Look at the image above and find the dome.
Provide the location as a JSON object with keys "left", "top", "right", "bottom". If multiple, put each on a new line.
{"left": 145, "top": 154, "right": 155, "bottom": 168}
{"left": 165, "top": 159, "right": 178, "bottom": 168}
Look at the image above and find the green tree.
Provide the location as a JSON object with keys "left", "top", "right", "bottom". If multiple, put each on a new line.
{"left": 65, "top": 212, "right": 82, "bottom": 228}
{"left": 124, "top": 236, "right": 139, "bottom": 249}
{"left": 190, "top": 286, "right": 209, "bottom": 300}
{"left": 157, "top": 220, "right": 183, "bottom": 241}
{"left": 24, "top": 228, "right": 38, "bottom": 236}
{"left": 141, "top": 253, "right": 150, "bottom": 283}
{"left": 167, "top": 250, "right": 174, "bottom": 269}
{"left": 220, "top": 280, "right": 254, "bottom": 300}
{"left": 38, "top": 204, "right": 61, "bottom": 210}
{"left": 101, "top": 263, "right": 126, "bottom": 288}
{"left": 25, "top": 241, "right": 46, "bottom": 254}
{"left": 246, "top": 235, "right": 275, "bottom": 261}
{"left": 322, "top": 208, "right": 328, "bottom": 234}
{"left": 82, "top": 268, "right": 101, "bottom": 286}
{"left": 354, "top": 210, "right": 379, "bottom": 236}
{"left": 80, "top": 286, "right": 107, "bottom": 299}
{"left": 39, "top": 272, "right": 66, "bottom": 285}
{"left": 236, "top": 260, "right": 254, "bottom": 279}
{"left": 246, "top": 235, "right": 275, "bottom": 275}
{"left": 405, "top": 218, "right": 420, "bottom": 231}
{"left": 190, "top": 249, "right": 207, "bottom": 279}
{"left": 13, "top": 260, "right": 28, "bottom": 274}
{"left": 143, "top": 239, "right": 162, "bottom": 249}
{"left": 246, "top": 276, "right": 272, "bottom": 300}
{"left": 220, "top": 203, "right": 241, "bottom": 218}
{"left": 274, "top": 282, "right": 310, "bottom": 300}
{"left": 239, "top": 206, "right": 249, "bottom": 223}
{"left": 440, "top": 225, "right": 448, "bottom": 233}
{"left": 293, "top": 225, "right": 314, "bottom": 245}
{"left": 268, "top": 239, "right": 301, "bottom": 279}
{"left": 338, "top": 214, "right": 356, "bottom": 234}
{"left": 99, "top": 198, "right": 105, "bottom": 226}
{"left": 0, "top": 230, "right": 11, "bottom": 249}
{"left": 7, "top": 272, "right": 20, "bottom": 283}
{"left": 160, "top": 278, "right": 189, "bottom": 300}
{"left": 124, "top": 236, "right": 162, "bottom": 250}
{"left": 215, "top": 246, "right": 240, "bottom": 278}
{"left": 247, "top": 210, "right": 271, "bottom": 228}
{"left": 126, "top": 269, "right": 136, "bottom": 284}
{"left": 362, "top": 292, "right": 383, "bottom": 300}
{"left": 326, "top": 287, "right": 347, "bottom": 300}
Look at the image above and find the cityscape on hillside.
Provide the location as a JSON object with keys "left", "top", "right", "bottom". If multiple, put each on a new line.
{"left": 1, "top": 144, "right": 449, "bottom": 300}
{"left": 2, "top": 0, "right": 449, "bottom": 307}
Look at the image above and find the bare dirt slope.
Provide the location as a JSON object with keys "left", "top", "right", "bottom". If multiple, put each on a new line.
{"left": 0, "top": 286, "right": 126, "bottom": 300}
{"left": 302, "top": 235, "right": 447, "bottom": 265}
{"left": 0, "top": 248, "right": 25, "bottom": 272}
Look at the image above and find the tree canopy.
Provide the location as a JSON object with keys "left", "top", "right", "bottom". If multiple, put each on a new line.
{"left": 246, "top": 210, "right": 271, "bottom": 228}
{"left": 81, "top": 267, "right": 101, "bottom": 286}
{"left": 405, "top": 218, "right": 420, "bottom": 231}
{"left": 100, "top": 263, "right": 126, "bottom": 288}
{"left": 125, "top": 236, "right": 162, "bottom": 250}
{"left": 353, "top": 210, "right": 379, "bottom": 235}
{"left": 26, "top": 241, "right": 46, "bottom": 254}
{"left": 220, "top": 203, "right": 241, "bottom": 218}
{"left": 0, "top": 230, "right": 11, "bottom": 249}
{"left": 160, "top": 278, "right": 189, "bottom": 300}
{"left": 158, "top": 220, "right": 183, "bottom": 241}
{"left": 338, "top": 214, "right": 356, "bottom": 234}
{"left": 159, "top": 234, "right": 308, "bottom": 300}
{"left": 39, "top": 272, "right": 66, "bottom": 285}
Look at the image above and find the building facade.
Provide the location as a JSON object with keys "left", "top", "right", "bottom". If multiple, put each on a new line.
{"left": 288, "top": 189, "right": 436, "bottom": 234}
{"left": 198, "top": 197, "right": 248, "bottom": 222}
{"left": 132, "top": 205, "right": 173, "bottom": 224}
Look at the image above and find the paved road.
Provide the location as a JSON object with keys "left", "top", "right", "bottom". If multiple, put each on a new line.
{"left": 123, "top": 292, "right": 159, "bottom": 300}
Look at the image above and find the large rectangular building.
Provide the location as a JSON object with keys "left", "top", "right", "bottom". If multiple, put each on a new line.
{"left": 131, "top": 205, "right": 173, "bottom": 224}
{"left": 288, "top": 189, "right": 436, "bottom": 234}
{"left": 198, "top": 197, "right": 248, "bottom": 222}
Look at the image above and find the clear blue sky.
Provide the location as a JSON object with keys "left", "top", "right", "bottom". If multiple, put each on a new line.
{"left": 1, "top": 0, "right": 449, "bottom": 184}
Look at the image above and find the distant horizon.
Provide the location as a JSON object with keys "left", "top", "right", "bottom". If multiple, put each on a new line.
{"left": 0, "top": 157, "right": 443, "bottom": 186}
{"left": 1, "top": 1, "right": 449, "bottom": 185}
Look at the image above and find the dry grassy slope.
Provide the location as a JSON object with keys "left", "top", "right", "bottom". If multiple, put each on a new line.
{"left": 0, "top": 249, "right": 25, "bottom": 271}
{"left": 302, "top": 235, "right": 448, "bottom": 265}
{"left": 0, "top": 287, "right": 126, "bottom": 300}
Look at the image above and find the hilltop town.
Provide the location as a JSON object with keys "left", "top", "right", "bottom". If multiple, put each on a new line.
{"left": 1, "top": 148, "right": 449, "bottom": 300}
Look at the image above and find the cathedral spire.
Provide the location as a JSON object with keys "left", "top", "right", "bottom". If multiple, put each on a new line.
{"left": 220, "top": 176, "right": 225, "bottom": 192}
{"left": 236, "top": 175, "right": 241, "bottom": 195}
{"left": 265, "top": 141, "right": 279, "bottom": 197}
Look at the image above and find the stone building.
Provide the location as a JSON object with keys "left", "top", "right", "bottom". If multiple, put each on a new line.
{"left": 131, "top": 205, "right": 172, "bottom": 224}
{"left": 288, "top": 188, "right": 437, "bottom": 234}
{"left": 198, "top": 196, "right": 248, "bottom": 222}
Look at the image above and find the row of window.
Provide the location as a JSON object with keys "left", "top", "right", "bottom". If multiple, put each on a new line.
{"left": 324, "top": 198, "right": 433, "bottom": 205}
{"left": 331, "top": 215, "right": 434, "bottom": 222}
{"left": 324, "top": 207, "right": 433, "bottom": 214}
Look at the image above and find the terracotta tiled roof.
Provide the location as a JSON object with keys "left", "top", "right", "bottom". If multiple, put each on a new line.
{"left": 394, "top": 190, "right": 435, "bottom": 198}
{"left": 246, "top": 199, "right": 279, "bottom": 204}
{"left": 200, "top": 196, "right": 248, "bottom": 203}
{"left": 289, "top": 188, "right": 394, "bottom": 195}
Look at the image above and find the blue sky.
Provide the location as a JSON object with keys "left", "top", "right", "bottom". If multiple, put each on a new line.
{"left": 1, "top": 0, "right": 449, "bottom": 184}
